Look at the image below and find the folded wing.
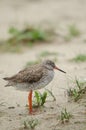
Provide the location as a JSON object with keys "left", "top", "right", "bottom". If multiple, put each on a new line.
{"left": 4, "top": 65, "right": 43, "bottom": 84}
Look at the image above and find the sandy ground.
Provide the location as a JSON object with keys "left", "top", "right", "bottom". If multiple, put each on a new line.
{"left": 0, "top": 0, "right": 86, "bottom": 130}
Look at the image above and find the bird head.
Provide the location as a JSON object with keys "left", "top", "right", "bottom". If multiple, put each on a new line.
{"left": 43, "top": 60, "right": 66, "bottom": 73}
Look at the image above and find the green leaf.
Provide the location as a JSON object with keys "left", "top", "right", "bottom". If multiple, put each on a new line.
{"left": 41, "top": 92, "right": 47, "bottom": 106}
{"left": 9, "top": 27, "right": 19, "bottom": 36}
{"left": 34, "top": 91, "right": 40, "bottom": 106}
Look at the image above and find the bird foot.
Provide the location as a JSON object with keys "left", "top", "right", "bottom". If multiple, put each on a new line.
{"left": 29, "top": 109, "right": 38, "bottom": 115}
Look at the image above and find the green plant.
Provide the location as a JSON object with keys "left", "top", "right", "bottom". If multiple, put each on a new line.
{"left": 45, "top": 88, "right": 56, "bottom": 101}
{"left": 39, "top": 51, "right": 58, "bottom": 57}
{"left": 71, "top": 54, "right": 86, "bottom": 62}
{"left": 7, "top": 26, "right": 55, "bottom": 45}
{"left": 64, "top": 24, "right": 80, "bottom": 41}
{"left": 68, "top": 88, "right": 81, "bottom": 102}
{"left": 23, "top": 118, "right": 38, "bottom": 129}
{"left": 0, "top": 26, "right": 55, "bottom": 52}
{"left": 33, "top": 91, "right": 47, "bottom": 107}
{"left": 37, "top": 51, "right": 58, "bottom": 63}
{"left": 8, "top": 27, "right": 46, "bottom": 44}
{"left": 25, "top": 60, "right": 41, "bottom": 67}
{"left": 68, "top": 24, "right": 80, "bottom": 37}
{"left": 67, "top": 79, "right": 86, "bottom": 102}
{"left": 60, "top": 108, "right": 72, "bottom": 123}
{"left": 64, "top": 35, "right": 72, "bottom": 42}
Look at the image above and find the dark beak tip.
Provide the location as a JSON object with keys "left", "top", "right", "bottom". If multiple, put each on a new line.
{"left": 61, "top": 70, "right": 66, "bottom": 74}
{"left": 54, "top": 66, "right": 66, "bottom": 74}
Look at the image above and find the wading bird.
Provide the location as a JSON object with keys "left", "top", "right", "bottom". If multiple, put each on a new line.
{"left": 4, "top": 60, "right": 66, "bottom": 114}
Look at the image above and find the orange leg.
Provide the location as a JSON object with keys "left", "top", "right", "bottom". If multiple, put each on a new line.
{"left": 28, "top": 90, "right": 32, "bottom": 114}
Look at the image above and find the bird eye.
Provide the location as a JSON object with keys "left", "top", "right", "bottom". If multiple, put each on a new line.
{"left": 52, "top": 63, "right": 55, "bottom": 67}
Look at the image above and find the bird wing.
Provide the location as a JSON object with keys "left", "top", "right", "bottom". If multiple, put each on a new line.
{"left": 4, "top": 65, "right": 43, "bottom": 83}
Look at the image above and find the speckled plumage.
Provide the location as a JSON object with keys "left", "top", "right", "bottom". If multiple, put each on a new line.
{"left": 4, "top": 60, "right": 55, "bottom": 91}
{"left": 3, "top": 60, "right": 66, "bottom": 114}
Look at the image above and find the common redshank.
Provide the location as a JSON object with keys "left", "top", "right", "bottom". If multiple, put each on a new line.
{"left": 3, "top": 60, "right": 66, "bottom": 114}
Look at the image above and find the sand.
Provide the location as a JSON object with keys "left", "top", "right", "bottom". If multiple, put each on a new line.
{"left": 0, "top": 0, "right": 86, "bottom": 130}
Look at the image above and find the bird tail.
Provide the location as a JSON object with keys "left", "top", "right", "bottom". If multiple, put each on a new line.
{"left": 3, "top": 77, "right": 13, "bottom": 87}
{"left": 3, "top": 77, "right": 11, "bottom": 81}
{"left": 4, "top": 83, "right": 10, "bottom": 87}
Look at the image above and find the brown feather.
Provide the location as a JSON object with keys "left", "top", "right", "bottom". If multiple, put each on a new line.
{"left": 4, "top": 64, "right": 44, "bottom": 84}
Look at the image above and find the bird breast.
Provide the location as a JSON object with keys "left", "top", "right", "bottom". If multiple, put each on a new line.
{"left": 36, "top": 70, "right": 54, "bottom": 89}
{"left": 46, "top": 70, "right": 54, "bottom": 82}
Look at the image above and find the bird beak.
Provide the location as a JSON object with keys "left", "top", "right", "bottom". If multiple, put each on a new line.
{"left": 54, "top": 66, "right": 66, "bottom": 73}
